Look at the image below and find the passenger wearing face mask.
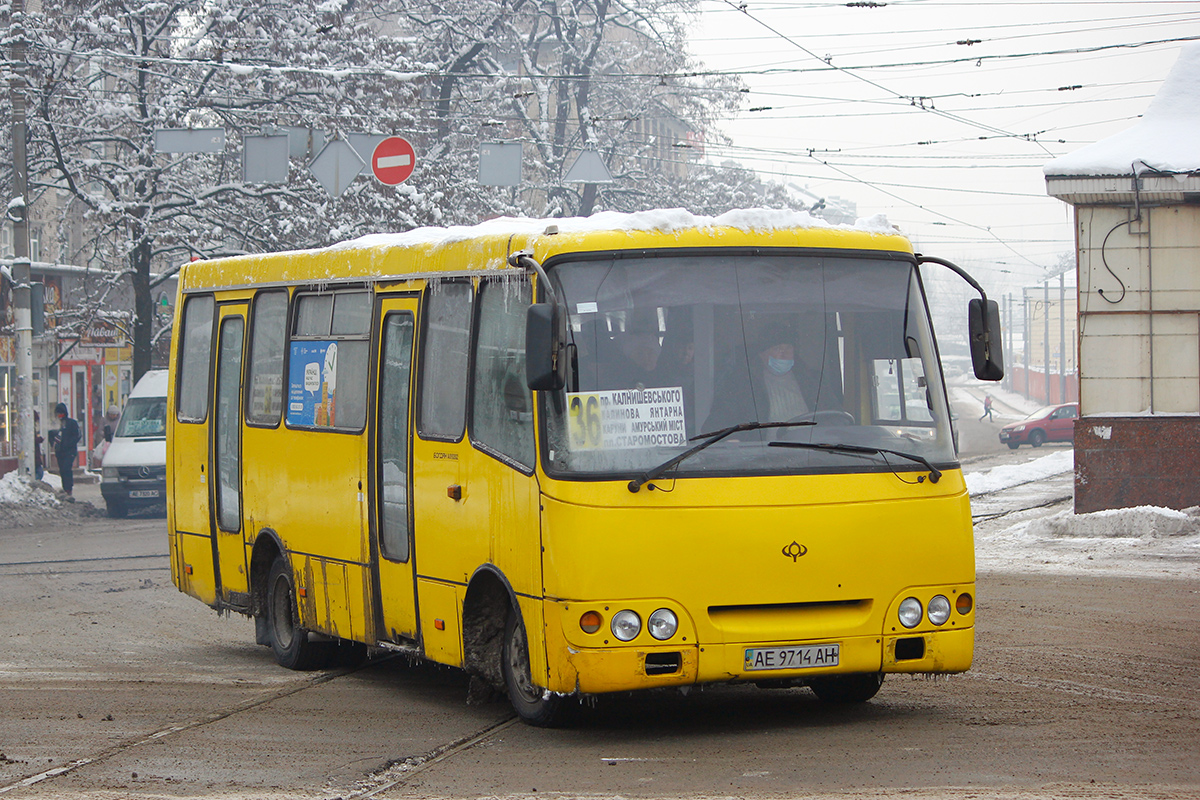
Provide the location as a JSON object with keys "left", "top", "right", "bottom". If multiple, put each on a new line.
{"left": 704, "top": 322, "right": 810, "bottom": 431}
{"left": 754, "top": 326, "right": 809, "bottom": 423}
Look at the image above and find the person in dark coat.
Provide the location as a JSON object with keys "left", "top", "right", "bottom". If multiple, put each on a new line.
{"left": 50, "top": 402, "right": 81, "bottom": 495}
{"left": 34, "top": 411, "right": 44, "bottom": 481}
{"left": 705, "top": 322, "right": 811, "bottom": 431}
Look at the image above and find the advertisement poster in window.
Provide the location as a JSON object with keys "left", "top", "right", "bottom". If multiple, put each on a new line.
{"left": 288, "top": 341, "right": 338, "bottom": 426}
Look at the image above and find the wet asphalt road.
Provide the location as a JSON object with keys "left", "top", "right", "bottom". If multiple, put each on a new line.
{"left": 1, "top": 416, "right": 1196, "bottom": 799}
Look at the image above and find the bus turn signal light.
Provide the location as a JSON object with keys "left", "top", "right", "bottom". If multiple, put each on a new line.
{"left": 956, "top": 593, "right": 973, "bottom": 615}
{"left": 580, "top": 611, "right": 602, "bottom": 634}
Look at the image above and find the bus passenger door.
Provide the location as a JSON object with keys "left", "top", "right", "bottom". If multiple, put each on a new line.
{"left": 371, "top": 298, "right": 419, "bottom": 642}
{"left": 212, "top": 303, "right": 250, "bottom": 604}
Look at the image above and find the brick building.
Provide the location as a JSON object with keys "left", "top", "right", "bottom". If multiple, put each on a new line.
{"left": 1045, "top": 44, "right": 1200, "bottom": 513}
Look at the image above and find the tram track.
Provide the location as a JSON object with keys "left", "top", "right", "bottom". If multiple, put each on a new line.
{"left": 0, "top": 661, "right": 364, "bottom": 795}
{"left": 0, "top": 635, "right": 516, "bottom": 800}
{"left": 342, "top": 715, "right": 519, "bottom": 799}
{"left": 0, "top": 552, "right": 169, "bottom": 577}
{"left": 970, "top": 492, "right": 1074, "bottom": 523}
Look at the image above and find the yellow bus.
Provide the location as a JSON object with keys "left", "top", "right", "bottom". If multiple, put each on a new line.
{"left": 167, "top": 210, "right": 1003, "bottom": 726}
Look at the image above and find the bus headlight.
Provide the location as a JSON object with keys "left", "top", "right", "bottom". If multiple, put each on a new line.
{"left": 611, "top": 610, "right": 641, "bottom": 641}
{"left": 648, "top": 608, "right": 678, "bottom": 640}
{"left": 898, "top": 597, "right": 922, "bottom": 629}
{"left": 927, "top": 595, "right": 951, "bottom": 626}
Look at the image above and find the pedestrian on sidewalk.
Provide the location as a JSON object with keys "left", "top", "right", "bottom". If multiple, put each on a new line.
{"left": 980, "top": 394, "right": 994, "bottom": 422}
{"left": 50, "top": 402, "right": 81, "bottom": 495}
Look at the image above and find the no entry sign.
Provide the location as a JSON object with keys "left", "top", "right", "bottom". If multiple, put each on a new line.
{"left": 371, "top": 136, "right": 417, "bottom": 185}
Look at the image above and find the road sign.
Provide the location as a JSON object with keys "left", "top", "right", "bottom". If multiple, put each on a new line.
{"left": 154, "top": 128, "right": 226, "bottom": 153}
{"left": 371, "top": 136, "right": 416, "bottom": 185}
{"left": 563, "top": 149, "right": 613, "bottom": 183}
{"left": 308, "top": 139, "right": 365, "bottom": 197}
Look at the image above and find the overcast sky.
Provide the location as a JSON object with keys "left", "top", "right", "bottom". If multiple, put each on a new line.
{"left": 688, "top": 0, "right": 1200, "bottom": 298}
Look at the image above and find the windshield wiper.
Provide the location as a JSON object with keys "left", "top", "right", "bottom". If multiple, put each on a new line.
{"left": 768, "top": 440, "right": 942, "bottom": 483}
{"left": 627, "top": 420, "right": 816, "bottom": 493}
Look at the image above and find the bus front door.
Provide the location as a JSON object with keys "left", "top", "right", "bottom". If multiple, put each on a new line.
{"left": 211, "top": 303, "right": 250, "bottom": 606}
{"left": 372, "top": 298, "right": 419, "bottom": 642}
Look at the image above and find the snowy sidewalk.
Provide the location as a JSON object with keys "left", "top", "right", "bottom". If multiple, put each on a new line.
{"left": 965, "top": 450, "right": 1200, "bottom": 577}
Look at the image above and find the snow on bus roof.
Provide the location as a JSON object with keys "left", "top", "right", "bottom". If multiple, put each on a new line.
{"left": 330, "top": 208, "right": 899, "bottom": 253}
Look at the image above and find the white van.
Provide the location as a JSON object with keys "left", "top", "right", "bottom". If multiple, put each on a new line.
{"left": 100, "top": 369, "right": 168, "bottom": 517}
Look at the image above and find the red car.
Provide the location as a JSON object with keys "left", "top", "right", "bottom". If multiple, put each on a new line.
{"left": 998, "top": 402, "right": 1078, "bottom": 449}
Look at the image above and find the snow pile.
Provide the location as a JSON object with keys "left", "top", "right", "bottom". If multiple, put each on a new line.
{"left": 1045, "top": 43, "right": 1200, "bottom": 176}
{"left": 0, "top": 471, "right": 60, "bottom": 508}
{"left": 965, "top": 450, "right": 1073, "bottom": 495}
{"left": 977, "top": 504, "right": 1200, "bottom": 576}
{"left": 1025, "top": 504, "right": 1192, "bottom": 540}
{"left": 336, "top": 207, "right": 899, "bottom": 253}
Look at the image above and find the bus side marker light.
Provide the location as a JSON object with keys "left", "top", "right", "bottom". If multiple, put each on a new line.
{"left": 298, "top": 587, "right": 308, "bottom": 598}
{"left": 434, "top": 618, "right": 445, "bottom": 631}
{"left": 447, "top": 484, "right": 462, "bottom": 501}
{"left": 956, "top": 593, "right": 973, "bottom": 615}
{"left": 184, "top": 564, "right": 192, "bottom": 575}
{"left": 580, "top": 611, "right": 602, "bottom": 633}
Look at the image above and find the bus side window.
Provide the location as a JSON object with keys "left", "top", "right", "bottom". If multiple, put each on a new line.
{"left": 418, "top": 281, "right": 472, "bottom": 440}
{"left": 286, "top": 290, "right": 370, "bottom": 430}
{"left": 471, "top": 278, "right": 534, "bottom": 468}
{"left": 177, "top": 294, "right": 215, "bottom": 423}
{"left": 246, "top": 290, "right": 288, "bottom": 426}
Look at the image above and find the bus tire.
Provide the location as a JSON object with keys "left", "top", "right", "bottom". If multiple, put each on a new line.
{"left": 502, "top": 607, "right": 566, "bottom": 727}
{"left": 266, "top": 556, "right": 332, "bottom": 671}
{"left": 809, "top": 672, "right": 884, "bottom": 703}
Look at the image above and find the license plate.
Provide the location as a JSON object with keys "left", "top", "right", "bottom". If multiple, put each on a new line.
{"left": 744, "top": 643, "right": 840, "bottom": 671}
{"left": 129, "top": 490, "right": 160, "bottom": 498}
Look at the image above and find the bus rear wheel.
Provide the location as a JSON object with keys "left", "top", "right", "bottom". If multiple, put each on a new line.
{"left": 809, "top": 672, "right": 884, "bottom": 703}
{"left": 266, "top": 556, "right": 333, "bottom": 671}
{"left": 502, "top": 608, "right": 566, "bottom": 727}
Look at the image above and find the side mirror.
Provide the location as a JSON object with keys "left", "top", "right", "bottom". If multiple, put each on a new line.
{"left": 526, "top": 303, "right": 565, "bottom": 391}
{"left": 968, "top": 298, "right": 1004, "bottom": 381}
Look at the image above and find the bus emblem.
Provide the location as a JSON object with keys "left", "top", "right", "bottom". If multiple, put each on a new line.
{"left": 782, "top": 541, "right": 808, "bottom": 561}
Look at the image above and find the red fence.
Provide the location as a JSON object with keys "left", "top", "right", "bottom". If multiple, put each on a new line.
{"left": 1009, "top": 366, "right": 1078, "bottom": 405}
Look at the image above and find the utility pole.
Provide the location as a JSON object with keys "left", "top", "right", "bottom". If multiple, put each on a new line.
{"left": 1059, "top": 271, "right": 1067, "bottom": 403}
{"left": 1023, "top": 291, "right": 1031, "bottom": 400}
{"left": 8, "top": 0, "right": 37, "bottom": 479}
{"left": 1043, "top": 278, "right": 1051, "bottom": 405}
{"left": 1004, "top": 293, "right": 1013, "bottom": 392}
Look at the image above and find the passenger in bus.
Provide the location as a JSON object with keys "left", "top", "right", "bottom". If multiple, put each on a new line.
{"left": 654, "top": 314, "right": 697, "bottom": 434}
{"left": 705, "top": 323, "right": 810, "bottom": 430}
{"left": 598, "top": 309, "right": 661, "bottom": 389}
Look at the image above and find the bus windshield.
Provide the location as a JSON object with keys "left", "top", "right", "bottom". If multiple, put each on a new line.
{"left": 543, "top": 252, "right": 955, "bottom": 478}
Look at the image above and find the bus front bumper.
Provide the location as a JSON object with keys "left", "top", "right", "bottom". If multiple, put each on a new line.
{"left": 545, "top": 627, "right": 974, "bottom": 695}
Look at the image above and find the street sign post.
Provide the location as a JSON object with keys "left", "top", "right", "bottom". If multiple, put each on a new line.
{"left": 371, "top": 137, "right": 417, "bottom": 185}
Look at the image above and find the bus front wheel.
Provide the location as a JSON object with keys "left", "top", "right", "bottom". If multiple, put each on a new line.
{"left": 266, "top": 556, "right": 332, "bottom": 671}
{"left": 809, "top": 673, "right": 884, "bottom": 703}
{"left": 502, "top": 608, "right": 566, "bottom": 727}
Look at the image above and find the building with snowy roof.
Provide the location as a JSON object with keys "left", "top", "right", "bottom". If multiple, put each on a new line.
{"left": 1045, "top": 43, "right": 1200, "bottom": 513}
